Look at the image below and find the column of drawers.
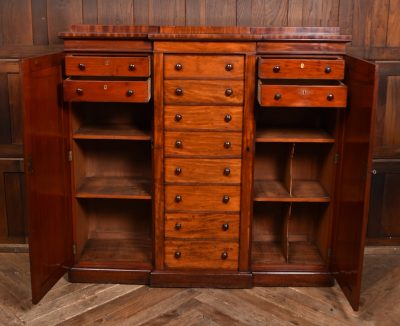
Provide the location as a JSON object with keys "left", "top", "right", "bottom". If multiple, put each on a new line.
{"left": 163, "top": 54, "right": 245, "bottom": 270}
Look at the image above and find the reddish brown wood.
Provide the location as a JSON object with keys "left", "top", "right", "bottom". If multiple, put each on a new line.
{"left": 253, "top": 271, "right": 333, "bottom": 287}
{"left": 69, "top": 267, "right": 150, "bottom": 284}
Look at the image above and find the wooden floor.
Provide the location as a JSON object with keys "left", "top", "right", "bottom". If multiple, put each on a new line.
{"left": 0, "top": 247, "right": 399, "bottom": 325}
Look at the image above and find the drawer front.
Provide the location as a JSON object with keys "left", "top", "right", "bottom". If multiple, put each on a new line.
{"left": 164, "top": 55, "right": 244, "bottom": 79}
{"left": 63, "top": 79, "right": 150, "bottom": 102}
{"left": 165, "top": 185, "right": 241, "bottom": 212}
{"left": 165, "top": 213, "right": 239, "bottom": 240}
{"left": 164, "top": 240, "right": 238, "bottom": 270}
{"left": 164, "top": 80, "right": 243, "bottom": 105}
{"left": 65, "top": 55, "right": 150, "bottom": 77}
{"left": 165, "top": 158, "right": 241, "bottom": 183}
{"left": 258, "top": 58, "right": 345, "bottom": 79}
{"left": 164, "top": 105, "right": 243, "bottom": 131}
{"left": 258, "top": 83, "right": 347, "bottom": 108}
{"left": 164, "top": 131, "right": 242, "bottom": 157}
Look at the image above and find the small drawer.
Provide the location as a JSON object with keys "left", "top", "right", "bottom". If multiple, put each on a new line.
{"left": 165, "top": 213, "right": 239, "bottom": 240}
{"left": 165, "top": 185, "right": 241, "bottom": 212}
{"left": 164, "top": 80, "right": 243, "bottom": 105}
{"left": 65, "top": 55, "right": 150, "bottom": 77}
{"left": 164, "top": 105, "right": 243, "bottom": 131}
{"left": 165, "top": 158, "right": 241, "bottom": 183}
{"left": 258, "top": 81, "right": 347, "bottom": 108}
{"left": 164, "top": 131, "right": 242, "bottom": 157}
{"left": 258, "top": 57, "right": 345, "bottom": 80}
{"left": 164, "top": 55, "right": 244, "bottom": 79}
{"left": 63, "top": 78, "right": 151, "bottom": 102}
{"left": 164, "top": 240, "right": 238, "bottom": 270}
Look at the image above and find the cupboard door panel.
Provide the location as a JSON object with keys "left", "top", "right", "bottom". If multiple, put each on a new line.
{"left": 331, "top": 56, "right": 377, "bottom": 311}
{"left": 21, "top": 53, "right": 73, "bottom": 304}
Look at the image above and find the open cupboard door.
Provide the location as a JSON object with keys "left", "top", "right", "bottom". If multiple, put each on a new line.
{"left": 21, "top": 53, "right": 73, "bottom": 303}
{"left": 331, "top": 56, "right": 378, "bottom": 311}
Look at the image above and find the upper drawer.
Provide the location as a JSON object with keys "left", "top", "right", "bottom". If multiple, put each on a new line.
{"left": 65, "top": 55, "right": 150, "bottom": 77}
{"left": 258, "top": 57, "right": 345, "bottom": 80}
{"left": 63, "top": 78, "right": 151, "bottom": 103}
{"left": 164, "top": 80, "right": 243, "bottom": 105}
{"left": 164, "top": 55, "right": 244, "bottom": 79}
{"left": 258, "top": 81, "right": 347, "bottom": 108}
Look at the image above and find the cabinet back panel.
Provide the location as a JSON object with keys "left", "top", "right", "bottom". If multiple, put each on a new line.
{"left": 253, "top": 202, "right": 287, "bottom": 241}
{"left": 254, "top": 143, "right": 292, "bottom": 181}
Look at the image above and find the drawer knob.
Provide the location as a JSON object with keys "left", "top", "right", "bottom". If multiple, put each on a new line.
{"left": 223, "top": 167, "right": 231, "bottom": 176}
{"left": 175, "top": 113, "right": 183, "bottom": 122}
{"left": 222, "top": 223, "right": 229, "bottom": 231}
{"left": 221, "top": 251, "right": 228, "bottom": 260}
{"left": 78, "top": 63, "right": 86, "bottom": 71}
{"left": 273, "top": 65, "right": 281, "bottom": 73}
{"left": 175, "top": 88, "right": 183, "bottom": 96}
{"left": 224, "top": 114, "right": 232, "bottom": 123}
{"left": 175, "top": 223, "right": 182, "bottom": 230}
{"left": 225, "top": 88, "right": 233, "bottom": 97}
{"left": 325, "top": 66, "right": 332, "bottom": 74}
{"left": 175, "top": 195, "right": 182, "bottom": 203}
{"left": 175, "top": 140, "right": 183, "bottom": 148}
{"left": 175, "top": 167, "right": 182, "bottom": 175}
{"left": 126, "top": 90, "right": 134, "bottom": 97}
{"left": 327, "top": 93, "right": 334, "bottom": 101}
{"left": 128, "top": 64, "right": 136, "bottom": 71}
{"left": 175, "top": 63, "right": 183, "bottom": 71}
{"left": 76, "top": 88, "right": 84, "bottom": 96}
{"left": 274, "top": 93, "right": 282, "bottom": 101}
{"left": 222, "top": 195, "right": 230, "bottom": 204}
{"left": 174, "top": 251, "right": 181, "bottom": 259}
{"left": 224, "top": 141, "right": 231, "bottom": 149}
{"left": 225, "top": 63, "right": 234, "bottom": 71}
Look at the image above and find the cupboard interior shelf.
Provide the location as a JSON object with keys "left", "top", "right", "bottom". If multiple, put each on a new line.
{"left": 256, "top": 128, "right": 335, "bottom": 143}
{"left": 73, "top": 125, "right": 151, "bottom": 141}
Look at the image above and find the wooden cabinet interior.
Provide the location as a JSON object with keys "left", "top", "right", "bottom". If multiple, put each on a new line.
{"left": 22, "top": 26, "right": 377, "bottom": 311}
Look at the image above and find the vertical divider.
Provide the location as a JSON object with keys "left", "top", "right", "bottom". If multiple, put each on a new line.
{"left": 282, "top": 202, "right": 292, "bottom": 263}
{"left": 285, "top": 143, "right": 295, "bottom": 197}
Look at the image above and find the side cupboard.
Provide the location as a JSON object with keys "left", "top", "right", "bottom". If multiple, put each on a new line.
{"left": 21, "top": 25, "right": 377, "bottom": 310}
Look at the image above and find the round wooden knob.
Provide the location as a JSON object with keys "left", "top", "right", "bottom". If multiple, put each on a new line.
{"left": 175, "top": 195, "right": 182, "bottom": 203}
{"left": 76, "top": 88, "right": 84, "bottom": 95}
{"left": 225, "top": 88, "right": 233, "bottom": 97}
{"left": 175, "top": 223, "right": 182, "bottom": 230}
{"left": 273, "top": 65, "right": 280, "bottom": 73}
{"left": 222, "top": 195, "right": 230, "bottom": 204}
{"left": 225, "top": 63, "right": 234, "bottom": 71}
{"left": 175, "top": 140, "right": 183, "bottom": 148}
{"left": 325, "top": 66, "right": 332, "bottom": 74}
{"left": 78, "top": 63, "right": 86, "bottom": 71}
{"left": 128, "top": 64, "right": 136, "bottom": 71}
{"left": 175, "top": 88, "right": 183, "bottom": 96}
{"left": 221, "top": 251, "right": 228, "bottom": 260}
{"left": 224, "top": 114, "right": 232, "bottom": 123}
{"left": 175, "top": 113, "right": 183, "bottom": 122}
{"left": 174, "top": 251, "right": 181, "bottom": 258}
{"left": 175, "top": 167, "right": 182, "bottom": 175}
{"left": 224, "top": 141, "right": 231, "bottom": 149}
{"left": 223, "top": 167, "right": 231, "bottom": 176}
{"left": 274, "top": 93, "right": 282, "bottom": 101}
{"left": 222, "top": 223, "right": 229, "bottom": 231}
{"left": 327, "top": 93, "right": 334, "bottom": 101}
{"left": 175, "top": 63, "right": 183, "bottom": 71}
{"left": 126, "top": 89, "right": 134, "bottom": 97}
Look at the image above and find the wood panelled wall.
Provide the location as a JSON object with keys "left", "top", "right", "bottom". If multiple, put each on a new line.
{"left": 1, "top": 0, "right": 400, "bottom": 59}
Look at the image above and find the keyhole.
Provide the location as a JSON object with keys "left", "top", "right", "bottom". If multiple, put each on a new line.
{"left": 103, "top": 85, "right": 108, "bottom": 90}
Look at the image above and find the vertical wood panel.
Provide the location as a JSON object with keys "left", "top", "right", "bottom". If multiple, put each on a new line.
{"left": 7, "top": 74, "right": 23, "bottom": 145}
{"left": 47, "top": 0, "right": 83, "bottom": 44}
{"left": 384, "top": 76, "right": 400, "bottom": 150}
{"left": 32, "top": 0, "right": 49, "bottom": 45}
{"left": 98, "top": 0, "right": 134, "bottom": 25}
{"left": 83, "top": 0, "right": 98, "bottom": 24}
{"left": 133, "top": 0, "right": 150, "bottom": 25}
{"left": 186, "top": 0, "right": 206, "bottom": 26}
{"left": 149, "top": 0, "right": 186, "bottom": 26}
{"left": 288, "top": 0, "right": 304, "bottom": 26}
{"left": 237, "top": 0, "right": 288, "bottom": 26}
{"left": 205, "top": 0, "right": 236, "bottom": 26}
{"left": 0, "top": 74, "right": 11, "bottom": 144}
{"left": 302, "top": 0, "right": 339, "bottom": 26}
{"left": 0, "top": 0, "right": 33, "bottom": 45}
{"left": 338, "top": 0, "right": 353, "bottom": 35}
{"left": 387, "top": 0, "right": 400, "bottom": 46}
{"left": 4, "top": 172, "right": 25, "bottom": 238}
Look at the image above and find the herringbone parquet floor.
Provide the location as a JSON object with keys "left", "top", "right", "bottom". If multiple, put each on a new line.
{"left": 0, "top": 247, "right": 399, "bottom": 325}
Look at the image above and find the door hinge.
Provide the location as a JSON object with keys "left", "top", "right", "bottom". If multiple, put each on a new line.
{"left": 68, "top": 150, "right": 73, "bottom": 162}
{"left": 334, "top": 153, "right": 339, "bottom": 165}
{"left": 72, "top": 244, "right": 76, "bottom": 255}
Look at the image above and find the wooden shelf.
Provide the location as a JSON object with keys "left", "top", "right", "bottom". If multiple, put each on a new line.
{"left": 73, "top": 125, "right": 151, "bottom": 141}
{"left": 76, "top": 177, "right": 152, "bottom": 199}
{"left": 254, "top": 180, "right": 330, "bottom": 202}
{"left": 256, "top": 128, "right": 335, "bottom": 143}
{"left": 76, "top": 238, "right": 152, "bottom": 269}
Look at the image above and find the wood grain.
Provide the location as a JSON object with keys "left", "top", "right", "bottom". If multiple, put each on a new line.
{"left": 149, "top": 0, "right": 186, "bottom": 26}
{"left": 237, "top": 0, "right": 288, "bottom": 27}
{"left": 98, "top": 0, "right": 134, "bottom": 25}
